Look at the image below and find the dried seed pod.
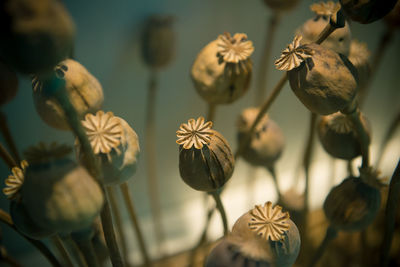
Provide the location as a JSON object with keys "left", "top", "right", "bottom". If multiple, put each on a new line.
{"left": 384, "top": 1, "right": 400, "bottom": 28}
{"left": 76, "top": 111, "right": 140, "bottom": 186}
{"left": 141, "top": 15, "right": 175, "bottom": 69}
{"left": 340, "top": 0, "right": 398, "bottom": 24}
{"left": 262, "top": 0, "right": 300, "bottom": 11}
{"left": 276, "top": 36, "right": 358, "bottom": 115}
{"left": 237, "top": 107, "right": 284, "bottom": 169}
{"left": 191, "top": 33, "right": 254, "bottom": 105}
{"left": 323, "top": 174, "right": 381, "bottom": 231}
{"left": 176, "top": 117, "right": 234, "bottom": 192}
{"left": 0, "top": 61, "right": 18, "bottom": 106}
{"left": 230, "top": 202, "right": 300, "bottom": 267}
{"left": 296, "top": 2, "right": 352, "bottom": 55}
{"left": 348, "top": 40, "right": 371, "bottom": 89}
{"left": 0, "top": 0, "right": 75, "bottom": 74}
{"left": 21, "top": 142, "right": 104, "bottom": 233}
{"left": 318, "top": 111, "right": 371, "bottom": 159}
{"left": 32, "top": 59, "right": 104, "bottom": 130}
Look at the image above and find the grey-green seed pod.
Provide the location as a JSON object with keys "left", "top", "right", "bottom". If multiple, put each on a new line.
{"left": 237, "top": 107, "right": 284, "bottom": 169}
{"left": 141, "top": 15, "right": 175, "bottom": 69}
{"left": 323, "top": 175, "right": 381, "bottom": 231}
{"left": 191, "top": 33, "right": 254, "bottom": 105}
{"left": 318, "top": 111, "right": 371, "bottom": 160}
{"left": 176, "top": 117, "right": 234, "bottom": 192}
{"left": 0, "top": 0, "right": 75, "bottom": 74}
{"left": 32, "top": 59, "right": 104, "bottom": 130}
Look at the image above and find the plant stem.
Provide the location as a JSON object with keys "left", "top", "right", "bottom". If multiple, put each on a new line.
{"left": 0, "top": 111, "right": 20, "bottom": 163}
{"left": 308, "top": 226, "right": 337, "bottom": 267}
{"left": 71, "top": 234, "right": 100, "bottom": 267}
{"left": 380, "top": 159, "right": 400, "bottom": 267}
{"left": 0, "top": 209, "right": 61, "bottom": 267}
{"left": 59, "top": 234, "right": 87, "bottom": 267}
{"left": 120, "top": 183, "right": 151, "bottom": 267}
{"left": 0, "top": 142, "right": 16, "bottom": 169}
{"left": 267, "top": 165, "right": 282, "bottom": 201}
{"left": 49, "top": 78, "right": 124, "bottom": 267}
{"left": 342, "top": 107, "right": 370, "bottom": 169}
{"left": 206, "top": 103, "right": 217, "bottom": 122}
{"left": 106, "top": 187, "right": 130, "bottom": 266}
{"left": 303, "top": 112, "right": 317, "bottom": 215}
{"left": 255, "top": 12, "right": 281, "bottom": 105}
{"left": 51, "top": 236, "right": 74, "bottom": 267}
{"left": 376, "top": 108, "right": 400, "bottom": 168}
{"left": 145, "top": 71, "right": 165, "bottom": 254}
{"left": 210, "top": 191, "right": 228, "bottom": 236}
{"left": 235, "top": 73, "right": 287, "bottom": 159}
{"left": 0, "top": 246, "right": 22, "bottom": 267}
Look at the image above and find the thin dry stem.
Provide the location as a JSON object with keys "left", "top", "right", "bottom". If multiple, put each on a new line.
{"left": 308, "top": 226, "right": 338, "bottom": 267}
{"left": 51, "top": 236, "right": 74, "bottom": 267}
{"left": 0, "top": 111, "right": 20, "bottom": 163}
{"left": 0, "top": 142, "right": 16, "bottom": 169}
{"left": 210, "top": 191, "right": 228, "bottom": 236}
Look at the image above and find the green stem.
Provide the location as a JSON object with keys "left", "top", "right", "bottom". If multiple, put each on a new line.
{"left": 51, "top": 236, "right": 74, "bottom": 267}
{"left": 120, "top": 183, "right": 152, "bottom": 267}
{"left": 255, "top": 12, "right": 281, "bottom": 105}
{"left": 145, "top": 71, "right": 165, "bottom": 254}
{"left": 380, "top": 159, "right": 400, "bottom": 267}
{"left": 0, "top": 111, "right": 20, "bottom": 163}
{"left": 59, "top": 234, "right": 87, "bottom": 267}
{"left": 210, "top": 191, "right": 228, "bottom": 236}
{"left": 308, "top": 226, "right": 337, "bottom": 267}
{"left": 71, "top": 234, "right": 100, "bottom": 267}
{"left": 0, "top": 209, "right": 61, "bottom": 267}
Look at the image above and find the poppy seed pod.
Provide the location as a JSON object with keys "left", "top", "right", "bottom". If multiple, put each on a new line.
{"left": 176, "top": 117, "right": 234, "bottom": 192}
{"left": 318, "top": 111, "right": 371, "bottom": 160}
{"left": 0, "top": 0, "right": 75, "bottom": 74}
{"left": 230, "top": 202, "right": 300, "bottom": 267}
{"left": 32, "top": 59, "right": 104, "bottom": 130}
{"left": 20, "top": 143, "right": 104, "bottom": 233}
{"left": 348, "top": 40, "right": 371, "bottom": 89}
{"left": 339, "top": 0, "right": 398, "bottom": 24}
{"left": 0, "top": 61, "right": 18, "bottom": 106}
{"left": 296, "top": 2, "right": 352, "bottom": 56}
{"left": 76, "top": 110, "right": 140, "bottom": 186}
{"left": 237, "top": 107, "right": 284, "bottom": 169}
{"left": 275, "top": 36, "right": 358, "bottom": 115}
{"left": 191, "top": 33, "right": 254, "bottom": 105}
{"left": 141, "top": 15, "right": 175, "bottom": 69}
{"left": 323, "top": 175, "right": 381, "bottom": 231}
{"left": 262, "top": 0, "right": 300, "bottom": 11}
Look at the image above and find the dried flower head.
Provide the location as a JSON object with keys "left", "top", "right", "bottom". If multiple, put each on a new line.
{"left": 3, "top": 160, "right": 29, "bottom": 200}
{"left": 81, "top": 111, "right": 124, "bottom": 156}
{"left": 176, "top": 117, "right": 213, "bottom": 149}
{"left": 275, "top": 35, "right": 314, "bottom": 71}
{"left": 327, "top": 113, "right": 354, "bottom": 134}
{"left": 311, "top": 1, "right": 341, "bottom": 16}
{"left": 248, "top": 202, "right": 290, "bottom": 241}
{"left": 217, "top": 32, "right": 254, "bottom": 64}
{"left": 24, "top": 142, "right": 72, "bottom": 164}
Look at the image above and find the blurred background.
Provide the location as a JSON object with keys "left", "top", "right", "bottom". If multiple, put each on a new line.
{"left": 1, "top": 0, "right": 399, "bottom": 265}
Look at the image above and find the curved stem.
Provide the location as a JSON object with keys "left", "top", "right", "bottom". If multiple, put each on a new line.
{"left": 206, "top": 103, "right": 217, "bottom": 122}
{"left": 255, "top": 12, "right": 281, "bottom": 105}
{"left": 120, "top": 183, "right": 151, "bottom": 267}
{"left": 267, "top": 165, "right": 282, "bottom": 201}
{"left": 51, "top": 236, "right": 74, "bottom": 267}
{"left": 0, "top": 209, "right": 61, "bottom": 267}
{"left": 210, "top": 191, "right": 228, "bottom": 236}
{"left": 0, "top": 142, "right": 16, "bottom": 169}
{"left": 50, "top": 79, "right": 123, "bottom": 267}
{"left": 303, "top": 112, "right": 317, "bottom": 215}
{"left": 235, "top": 73, "right": 287, "bottom": 159}
{"left": 0, "top": 111, "right": 20, "bottom": 163}
{"left": 106, "top": 187, "right": 130, "bottom": 266}
{"left": 145, "top": 71, "right": 165, "bottom": 253}
{"left": 380, "top": 159, "right": 400, "bottom": 267}
{"left": 308, "top": 226, "right": 337, "bottom": 267}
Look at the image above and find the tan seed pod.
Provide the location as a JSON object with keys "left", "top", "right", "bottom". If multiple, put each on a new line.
{"left": 32, "top": 59, "right": 104, "bottom": 130}
{"left": 21, "top": 142, "right": 104, "bottom": 233}
{"left": 191, "top": 33, "right": 254, "bottom": 105}
{"left": 230, "top": 202, "right": 300, "bottom": 267}
{"left": 276, "top": 37, "right": 358, "bottom": 115}
{"left": 176, "top": 117, "right": 234, "bottom": 192}
{"left": 141, "top": 15, "right": 175, "bottom": 69}
{"left": 0, "top": 61, "right": 18, "bottom": 106}
{"left": 296, "top": 2, "right": 352, "bottom": 56}
{"left": 340, "top": 0, "right": 398, "bottom": 24}
{"left": 262, "top": 0, "right": 300, "bottom": 11}
{"left": 318, "top": 111, "right": 371, "bottom": 160}
{"left": 237, "top": 107, "right": 284, "bottom": 169}
{"left": 76, "top": 110, "right": 140, "bottom": 186}
{"left": 0, "top": 0, "right": 75, "bottom": 74}
{"left": 323, "top": 175, "right": 381, "bottom": 231}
